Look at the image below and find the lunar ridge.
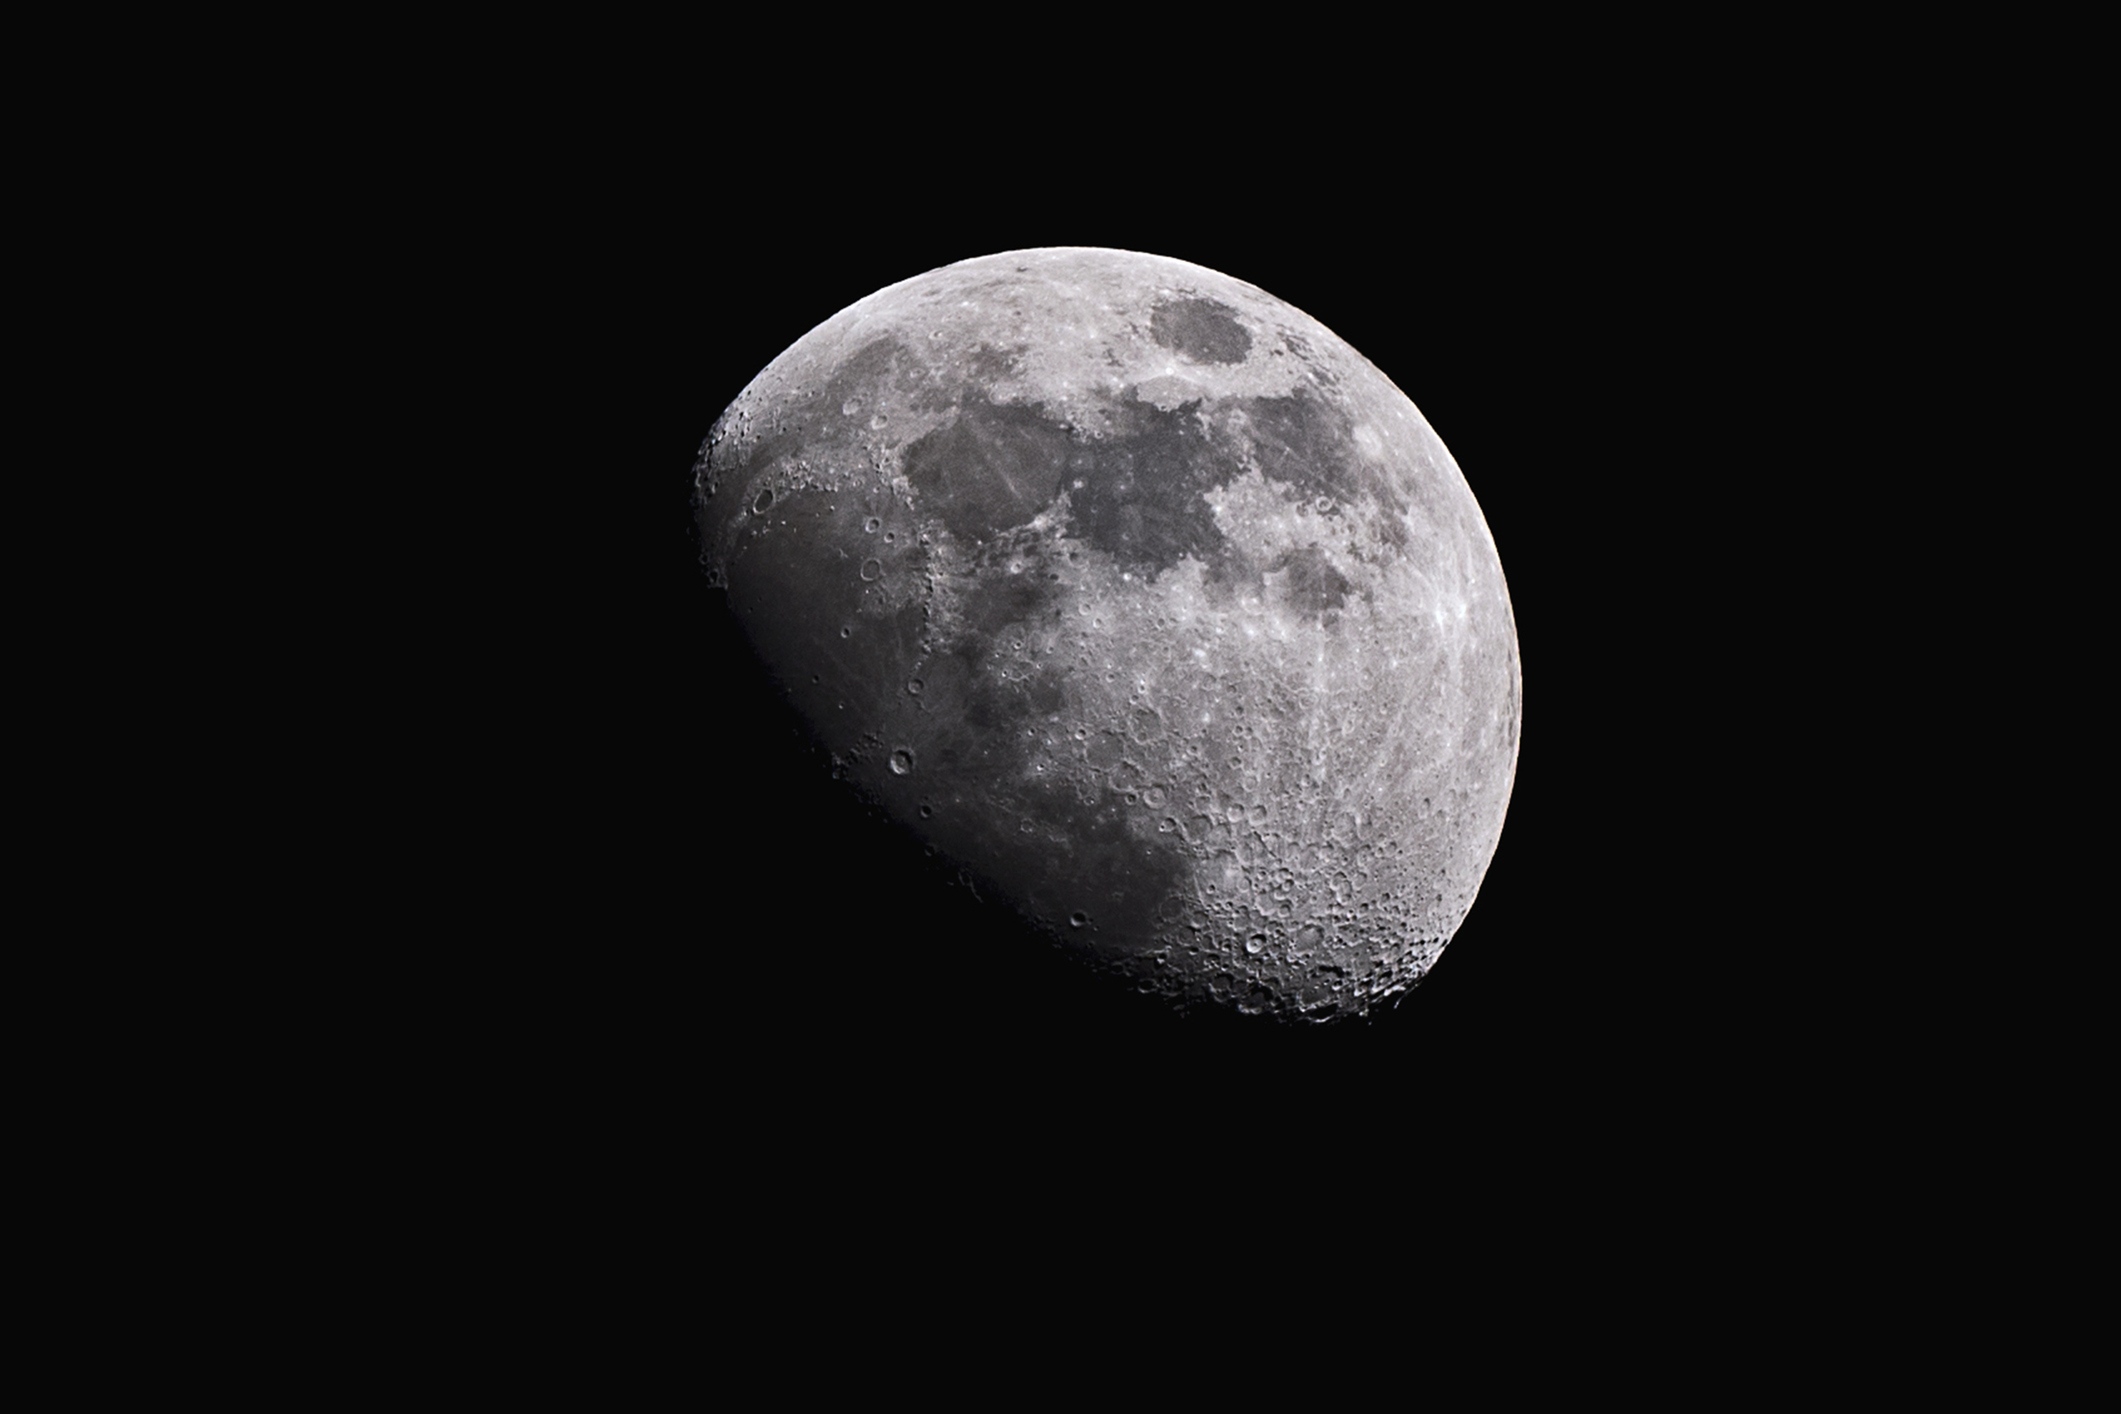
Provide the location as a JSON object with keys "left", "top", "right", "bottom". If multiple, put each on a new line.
{"left": 695, "top": 248, "right": 1520, "bottom": 1021}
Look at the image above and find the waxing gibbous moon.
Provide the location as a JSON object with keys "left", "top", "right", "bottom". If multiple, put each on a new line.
{"left": 694, "top": 248, "right": 1519, "bottom": 1022}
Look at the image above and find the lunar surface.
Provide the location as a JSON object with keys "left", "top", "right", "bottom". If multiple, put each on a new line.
{"left": 694, "top": 249, "right": 1519, "bottom": 1021}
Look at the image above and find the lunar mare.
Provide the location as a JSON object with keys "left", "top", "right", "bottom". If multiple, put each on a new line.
{"left": 695, "top": 249, "right": 1519, "bottom": 1021}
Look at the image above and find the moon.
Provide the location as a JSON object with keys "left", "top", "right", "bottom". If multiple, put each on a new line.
{"left": 694, "top": 248, "right": 1519, "bottom": 1022}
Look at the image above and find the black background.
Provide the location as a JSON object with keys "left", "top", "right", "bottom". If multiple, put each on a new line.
{"left": 445, "top": 149, "right": 1780, "bottom": 1196}
{"left": 68, "top": 16, "right": 2010, "bottom": 1361}
{"left": 232, "top": 44, "right": 2034, "bottom": 1371}
{"left": 270, "top": 44, "right": 1988, "bottom": 1348}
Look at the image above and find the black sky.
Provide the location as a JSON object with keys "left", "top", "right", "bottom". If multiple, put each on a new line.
{"left": 440, "top": 150, "right": 1779, "bottom": 1182}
